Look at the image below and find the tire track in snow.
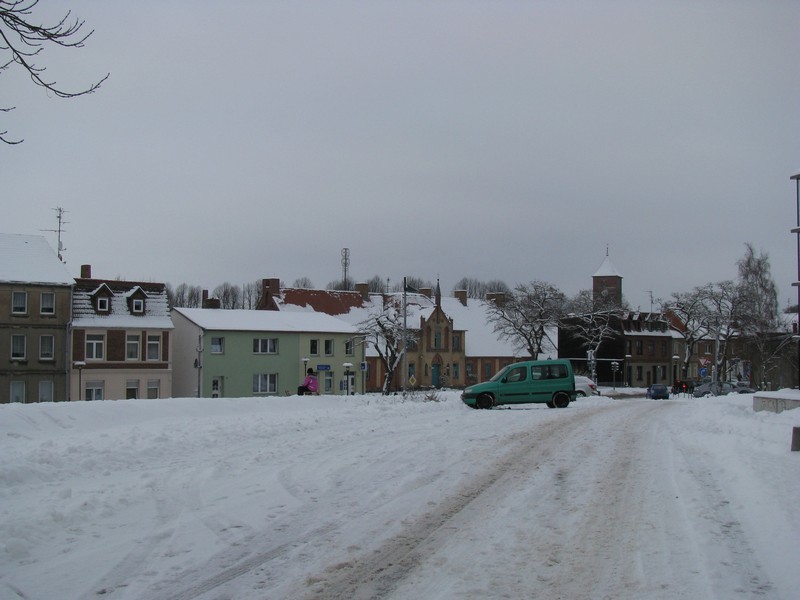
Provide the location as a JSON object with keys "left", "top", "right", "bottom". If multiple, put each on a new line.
{"left": 294, "top": 402, "right": 629, "bottom": 599}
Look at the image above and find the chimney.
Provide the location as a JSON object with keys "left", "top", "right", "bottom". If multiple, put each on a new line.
{"left": 486, "top": 291, "right": 506, "bottom": 307}
{"left": 355, "top": 282, "right": 369, "bottom": 300}
{"left": 257, "top": 277, "right": 282, "bottom": 310}
{"left": 420, "top": 287, "right": 432, "bottom": 299}
{"left": 455, "top": 289, "right": 468, "bottom": 306}
{"left": 80, "top": 264, "right": 92, "bottom": 279}
{"left": 202, "top": 289, "right": 208, "bottom": 303}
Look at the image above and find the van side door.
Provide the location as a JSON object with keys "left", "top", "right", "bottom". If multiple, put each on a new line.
{"left": 530, "top": 363, "right": 570, "bottom": 402}
{"left": 496, "top": 365, "right": 531, "bottom": 404}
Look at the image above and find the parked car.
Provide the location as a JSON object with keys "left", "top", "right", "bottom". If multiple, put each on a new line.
{"left": 646, "top": 383, "right": 670, "bottom": 399}
{"left": 574, "top": 375, "right": 600, "bottom": 397}
{"left": 692, "top": 381, "right": 756, "bottom": 397}
{"left": 461, "top": 359, "right": 577, "bottom": 409}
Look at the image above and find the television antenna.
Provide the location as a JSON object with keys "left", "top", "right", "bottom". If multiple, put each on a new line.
{"left": 41, "top": 207, "right": 68, "bottom": 262}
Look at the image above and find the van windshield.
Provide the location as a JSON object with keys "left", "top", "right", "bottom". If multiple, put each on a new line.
{"left": 489, "top": 366, "right": 510, "bottom": 382}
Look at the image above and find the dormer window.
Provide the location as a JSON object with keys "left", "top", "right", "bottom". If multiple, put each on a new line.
{"left": 126, "top": 286, "right": 147, "bottom": 315}
{"left": 97, "top": 297, "right": 110, "bottom": 312}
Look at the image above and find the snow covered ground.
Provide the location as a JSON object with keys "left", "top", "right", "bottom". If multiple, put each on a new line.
{"left": 2, "top": 390, "right": 799, "bottom": 599}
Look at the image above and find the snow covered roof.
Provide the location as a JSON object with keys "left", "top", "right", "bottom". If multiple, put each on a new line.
{"left": 72, "top": 279, "right": 173, "bottom": 329}
{"left": 274, "top": 288, "right": 523, "bottom": 358}
{"left": 593, "top": 255, "right": 623, "bottom": 279}
{"left": 0, "top": 233, "right": 72, "bottom": 285}
{"left": 173, "top": 307, "right": 357, "bottom": 334}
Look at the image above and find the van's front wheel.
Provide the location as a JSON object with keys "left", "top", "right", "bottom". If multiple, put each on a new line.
{"left": 476, "top": 394, "right": 494, "bottom": 410}
{"left": 552, "top": 392, "right": 570, "bottom": 409}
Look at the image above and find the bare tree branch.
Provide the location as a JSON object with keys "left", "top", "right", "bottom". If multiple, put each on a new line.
{"left": 1, "top": 0, "right": 108, "bottom": 143}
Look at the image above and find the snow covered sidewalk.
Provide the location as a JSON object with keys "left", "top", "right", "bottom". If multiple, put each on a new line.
{"left": 1, "top": 393, "right": 798, "bottom": 599}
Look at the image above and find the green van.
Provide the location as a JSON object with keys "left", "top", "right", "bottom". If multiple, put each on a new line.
{"left": 461, "top": 359, "right": 577, "bottom": 409}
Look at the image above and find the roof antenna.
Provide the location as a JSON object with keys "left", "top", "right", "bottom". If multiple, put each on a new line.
{"left": 41, "top": 207, "right": 68, "bottom": 262}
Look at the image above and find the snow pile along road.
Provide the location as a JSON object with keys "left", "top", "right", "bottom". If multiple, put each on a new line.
{"left": 1, "top": 392, "right": 798, "bottom": 599}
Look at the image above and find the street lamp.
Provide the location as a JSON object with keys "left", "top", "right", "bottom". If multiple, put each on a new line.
{"left": 611, "top": 361, "right": 619, "bottom": 390}
{"left": 343, "top": 362, "right": 353, "bottom": 395}
{"left": 73, "top": 361, "right": 86, "bottom": 401}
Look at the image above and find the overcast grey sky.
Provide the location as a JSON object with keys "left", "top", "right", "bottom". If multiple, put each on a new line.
{"left": 3, "top": 0, "right": 799, "bottom": 313}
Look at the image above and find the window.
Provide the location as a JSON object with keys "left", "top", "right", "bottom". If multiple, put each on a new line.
{"left": 85, "top": 380, "right": 104, "bottom": 401}
{"left": 147, "top": 379, "right": 160, "bottom": 399}
{"left": 466, "top": 363, "right": 474, "bottom": 378}
{"left": 10, "top": 381, "right": 25, "bottom": 403}
{"left": 12, "top": 291, "right": 27, "bottom": 314}
{"left": 636, "top": 366, "right": 643, "bottom": 381}
{"left": 506, "top": 366, "right": 527, "bottom": 382}
{"left": 310, "top": 339, "right": 319, "bottom": 356}
{"left": 211, "top": 337, "right": 224, "bottom": 354}
{"left": 484, "top": 363, "right": 492, "bottom": 379}
{"left": 132, "top": 298, "right": 144, "bottom": 313}
{"left": 86, "top": 334, "right": 104, "bottom": 360}
{"left": 635, "top": 340, "right": 643, "bottom": 355}
{"left": 126, "top": 334, "right": 140, "bottom": 360}
{"left": 408, "top": 363, "right": 416, "bottom": 379}
{"left": 40, "top": 292, "right": 55, "bottom": 315}
{"left": 344, "top": 339, "right": 354, "bottom": 356}
{"left": 453, "top": 334, "right": 461, "bottom": 351}
{"left": 126, "top": 380, "right": 139, "bottom": 399}
{"left": 453, "top": 363, "right": 460, "bottom": 380}
{"left": 39, "top": 381, "right": 54, "bottom": 402}
{"left": 324, "top": 339, "right": 334, "bottom": 356}
{"left": 647, "top": 341, "right": 654, "bottom": 356}
{"left": 11, "top": 334, "right": 26, "bottom": 360}
{"left": 253, "top": 338, "right": 278, "bottom": 354}
{"left": 252, "top": 373, "right": 278, "bottom": 394}
{"left": 532, "top": 364, "right": 567, "bottom": 380}
{"left": 96, "top": 297, "right": 110, "bottom": 312}
{"left": 146, "top": 335, "right": 160, "bottom": 361}
{"left": 434, "top": 330, "right": 442, "bottom": 349}
{"left": 39, "top": 335, "right": 54, "bottom": 360}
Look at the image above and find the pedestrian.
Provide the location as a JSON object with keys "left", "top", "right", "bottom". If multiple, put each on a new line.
{"left": 297, "top": 368, "right": 318, "bottom": 396}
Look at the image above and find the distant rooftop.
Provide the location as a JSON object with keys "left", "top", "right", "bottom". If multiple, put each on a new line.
{"left": 0, "top": 233, "right": 73, "bottom": 285}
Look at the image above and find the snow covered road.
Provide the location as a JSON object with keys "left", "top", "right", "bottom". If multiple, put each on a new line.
{"left": 1, "top": 393, "right": 798, "bottom": 599}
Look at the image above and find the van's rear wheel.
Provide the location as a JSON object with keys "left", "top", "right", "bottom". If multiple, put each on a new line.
{"left": 552, "top": 392, "right": 570, "bottom": 409}
{"left": 476, "top": 394, "right": 494, "bottom": 410}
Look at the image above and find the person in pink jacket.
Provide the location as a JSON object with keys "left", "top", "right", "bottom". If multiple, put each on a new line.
{"left": 297, "top": 368, "right": 318, "bottom": 395}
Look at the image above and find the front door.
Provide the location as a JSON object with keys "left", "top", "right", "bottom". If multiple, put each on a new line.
{"left": 432, "top": 363, "right": 440, "bottom": 387}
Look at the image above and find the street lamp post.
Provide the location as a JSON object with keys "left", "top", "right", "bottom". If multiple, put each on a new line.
{"left": 73, "top": 361, "right": 86, "bottom": 400}
{"left": 343, "top": 362, "right": 353, "bottom": 395}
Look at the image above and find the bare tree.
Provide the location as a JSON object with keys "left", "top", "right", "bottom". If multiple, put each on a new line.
{"left": 561, "top": 289, "right": 622, "bottom": 365}
{"left": 186, "top": 285, "right": 202, "bottom": 308}
{"left": 696, "top": 281, "right": 740, "bottom": 382}
{"left": 452, "top": 277, "right": 510, "bottom": 299}
{"left": 241, "top": 280, "right": 264, "bottom": 309}
{"left": 665, "top": 289, "right": 708, "bottom": 378}
{"left": 1, "top": 0, "right": 109, "bottom": 144}
{"left": 213, "top": 282, "right": 241, "bottom": 309}
{"left": 485, "top": 281, "right": 565, "bottom": 359}
{"left": 391, "top": 276, "right": 433, "bottom": 293}
{"left": 357, "top": 296, "right": 418, "bottom": 394}
{"left": 365, "top": 275, "right": 386, "bottom": 293}
{"left": 292, "top": 277, "right": 314, "bottom": 289}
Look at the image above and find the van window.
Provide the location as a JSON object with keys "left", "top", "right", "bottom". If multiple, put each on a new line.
{"left": 532, "top": 364, "right": 568, "bottom": 380}
{"left": 505, "top": 366, "right": 527, "bottom": 383}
